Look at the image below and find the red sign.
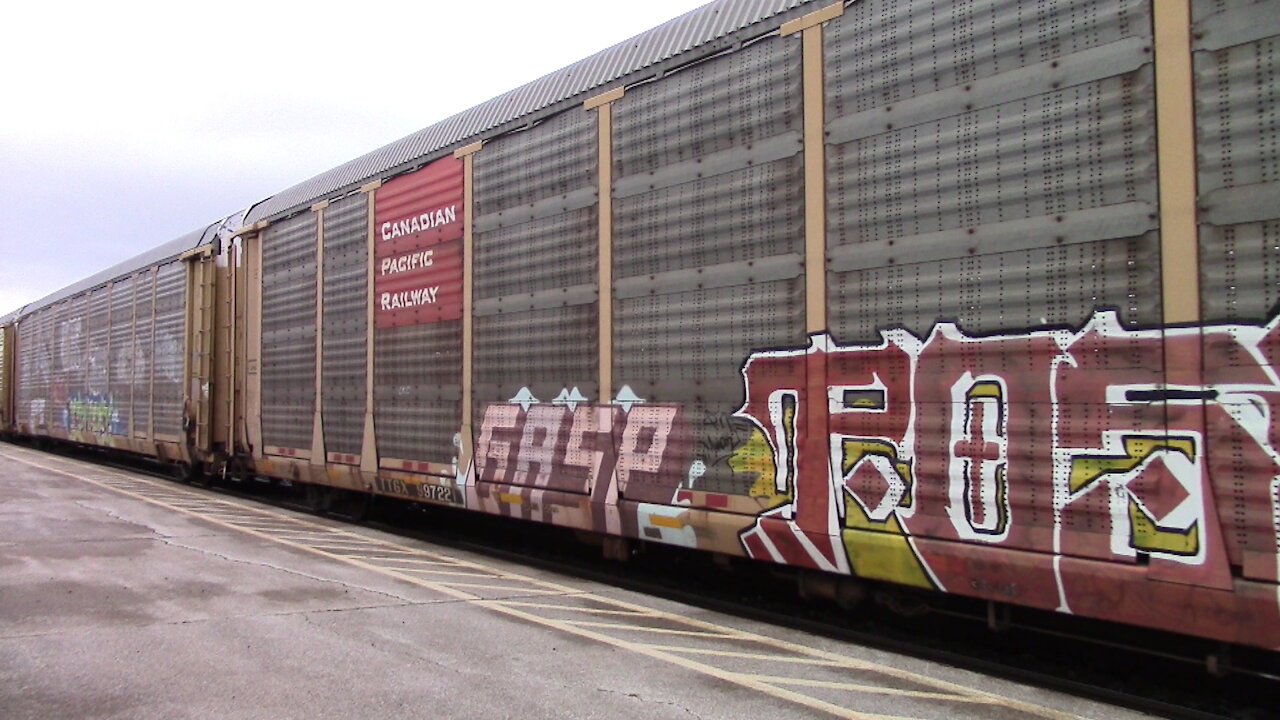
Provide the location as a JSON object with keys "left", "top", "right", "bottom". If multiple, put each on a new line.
{"left": 374, "top": 156, "right": 464, "bottom": 328}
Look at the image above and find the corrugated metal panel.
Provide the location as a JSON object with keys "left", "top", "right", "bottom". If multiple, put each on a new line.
{"left": 0, "top": 324, "right": 8, "bottom": 429}
{"left": 54, "top": 299, "right": 86, "bottom": 431}
{"left": 372, "top": 158, "right": 466, "bottom": 467}
{"left": 1195, "top": 0, "right": 1280, "bottom": 321}
{"left": 15, "top": 308, "right": 51, "bottom": 429}
{"left": 71, "top": 286, "right": 112, "bottom": 434}
{"left": 473, "top": 105, "right": 599, "bottom": 426}
{"left": 611, "top": 34, "right": 806, "bottom": 499}
{"left": 84, "top": 287, "right": 109, "bottom": 396}
{"left": 322, "top": 193, "right": 368, "bottom": 456}
{"left": 1193, "top": 0, "right": 1280, "bottom": 584}
{"left": 824, "top": 0, "right": 1160, "bottom": 342}
{"left": 821, "top": 0, "right": 1159, "bottom": 558}
{"left": 245, "top": 0, "right": 814, "bottom": 226}
{"left": 131, "top": 272, "right": 154, "bottom": 436}
{"left": 474, "top": 106, "right": 598, "bottom": 218}
{"left": 374, "top": 320, "right": 462, "bottom": 464}
{"left": 152, "top": 261, "right": 186, "bottom": 437}
{"left": 0, "top": 325, "right": 7, "bottom": 424}
{"left": 261, "top": 213, "right": 318, "bottom": 451}
{"left": 107, "top": 279, "right": 134, "bottom": 434}
{"left": 373, "top": 158, "right": 464, "bottom": 328}
{"left": 830, "top": 235, "right": 1161, "bottom": 336}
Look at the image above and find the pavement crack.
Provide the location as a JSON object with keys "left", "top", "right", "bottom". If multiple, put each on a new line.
{"left": 595, "top": 687, "right": 708, "bottom": 719}
{"left": 72, "top": 499, "right": 197, "bottom": 540}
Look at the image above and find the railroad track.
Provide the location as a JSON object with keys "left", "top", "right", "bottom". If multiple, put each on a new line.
{"left": 9, "top": 439, "right": 1275, "bottom": 720}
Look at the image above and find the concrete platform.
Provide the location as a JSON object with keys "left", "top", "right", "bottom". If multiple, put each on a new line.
{"left": 0, "top": 443, "right": 1152, "bottom": 719}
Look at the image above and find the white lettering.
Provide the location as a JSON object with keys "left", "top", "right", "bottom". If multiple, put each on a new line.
{"left": 378, "top": 286, "right": 442, "bottom": 312}
{"left": 379, "top": 250, "right": 434, "bottom": 276}
{"left": 379, "top": 204, "right": 459, "bottom": 242}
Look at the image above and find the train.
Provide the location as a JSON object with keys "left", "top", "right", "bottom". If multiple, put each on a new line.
{"left": 2, "top": 0, "right": 1278, "bottom": 654}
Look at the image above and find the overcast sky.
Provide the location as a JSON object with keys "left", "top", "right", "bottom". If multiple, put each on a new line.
{"left": 0, "top": 0, "right": 712, "bottom": 315}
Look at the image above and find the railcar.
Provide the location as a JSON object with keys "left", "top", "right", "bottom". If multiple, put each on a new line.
{"left": 4, "top": 0, "right": 1279, "bottom": 654}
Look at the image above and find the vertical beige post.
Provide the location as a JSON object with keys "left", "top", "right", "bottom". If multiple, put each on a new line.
{"left": 244, "top": 224, "right": 266, "bottom": 459}
{"left": 585, "top": 87, "right": 624, "bottom": 402}
{"left": 1154, "top": 0, "right": 1200, "bottom": 326}
{"left": 454, "top": 141, "right": 484, "bottom": 475}
{"left": 311, "top": 201, "right": 328, "bottom": 466}
{"left": 359, "top": 181, "right": 381, "bottom": 477}
{"left": 782, "top": 2, "right": 843, "bottom": 335}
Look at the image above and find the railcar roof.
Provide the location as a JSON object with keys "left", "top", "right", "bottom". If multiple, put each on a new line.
{"left": 244, "top": 0, "right": 814, "bottom": 225}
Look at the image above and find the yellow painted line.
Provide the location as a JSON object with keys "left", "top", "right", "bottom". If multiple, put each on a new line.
{"left": 644, "top": 645, "right": 864, "bottom": 667}
{"left": 474, "top": 599, "right": 906, "bottom": 720}
{"left": 497, "top": 492, "right": 524, "bottom": 505}
{"left": 739, "top": 674, "right": 1001, "bottom": 703}
{"left": 309, "top": 543, "right": 388, "bottom": 552}
{"left": 344, "top": 555, "right": 459, "bottom": 566}
{"left": 3, "top": 446, "right": 1088, "bottom": 720}
{"left": 495, "top": 601, "right": 656, "bottom": 617}
{"left": 562, "top": 621, "right": 741, "bottom": 639}
{"left": 506, "top": 590, "right": 1087, "bottom": 720}
{"left": 389, "top": 568, "right": 502, "bottom": 579}
{"left": 436, "top": 582, "right": 565, "bottom": 595}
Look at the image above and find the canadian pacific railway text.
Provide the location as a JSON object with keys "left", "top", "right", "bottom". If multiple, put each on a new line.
{"left": 380, "top": 205, "right": 457, "bottom": 241}
{"left": 380, "top": 286, "right": 440, "bottom": 310}
{"left": 380, "top": 249, "right": 433, "bottom": 276}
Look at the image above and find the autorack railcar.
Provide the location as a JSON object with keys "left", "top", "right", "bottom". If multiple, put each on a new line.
{"left": 3, "top": 0, "right": 1279, "bottom": 654}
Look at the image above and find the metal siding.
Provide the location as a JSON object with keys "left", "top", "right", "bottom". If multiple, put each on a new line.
{"left": 1192, "top": 0, "right": 1280, "bottom": 583}
{"left": 374, "top": 320, "right": 462, "bottom": 464}
{"left": 0, "top": 325, "right": 7, "bottom": 428}
{"left": 829, "top": 234, "right": 1160, "bottom": 336}
{"left": 611, "top": 35, "right": 807, "bottom": 498}
{"left": 54, "top": 299, "right": 86, "bottom": 431}
{"left": 374, "top": 158, "right": 465, "bottom": 328}
{"left": 15, "top": 310, "right": 52, "bottom": 430}
{"left": 473, "top": 107, "right": 600, "bottom": 420}
{"left": 818, "top": 0, "right": 1160, "bottom": 562}
{"left": 824, "top": 0, "right": 1161, "bottom": 342}
{"left": 474, "top": 107, "right": 598, "bottom": 218}
{"left": 261, "top": 213, "right": 318, "bottom": 451}
{"left": 152, "top": 261, "right": 186, "bottom": 437}
{"left": 245, "top": 0, "right": 813, "bottom": 225}
{"left": 75, "top": 286, "right": 111, "bottom": 434}
{"left": 1195, "top": 0, "right": 1280, "bottom": 320}
{"left": 107, "top": 280, "right": 134, "bottom": 434}
{"left": 322, "top": 193, "right": 368, "bottom": 456}
{"left": 473, "top": 210, "right": 599, "bottom": 298}
{"left": 131, "top": 274, "right": 153, "bottom": 435}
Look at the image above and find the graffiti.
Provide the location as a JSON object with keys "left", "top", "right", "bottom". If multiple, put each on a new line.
{"left": 66, "top": 393, "right": 123, "bottom": 435}
{"left": 474, "top": 396, "right": 689, "bottom": 504}
{"left": 732, "top": 310, "right": 1280, "bottom": 613}
{"left": 451, "top": 311, "right": 1280, "bottom": 645}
